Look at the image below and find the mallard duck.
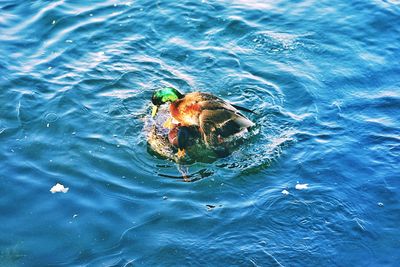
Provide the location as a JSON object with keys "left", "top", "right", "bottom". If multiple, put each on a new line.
{"left": 147, "top": 124, "right": 201, "bottom": 161}
{"left": 145, "top": 105, "right": 217, "bottom": 162}
{"left": 151, "top": 87, "right": 255, "bottom": 157}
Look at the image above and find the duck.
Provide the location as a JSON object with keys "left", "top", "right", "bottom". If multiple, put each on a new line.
{"left": 151, "top": 87, "right": 255, "bottom": 157}
{"left": 146, "top": 105, "right": 216, "bottom": 162}
{"left": 147, "top": 123, "right": 202, "bottom": 161}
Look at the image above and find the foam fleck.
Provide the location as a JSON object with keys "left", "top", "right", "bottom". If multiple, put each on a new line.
{"left": 281, "top": 189, "right": 289, "bottom": 195}
{"left": 50, "top": 183, "right": 69, "bottom": 194}
{"left": 295, "top": 183, "right": 308, "bottom": 190}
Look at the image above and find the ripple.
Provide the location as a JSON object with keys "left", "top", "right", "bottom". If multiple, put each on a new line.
{"left": 225, "top": 0, "right": 277, "bottom": 10}
{"left": 0, "top": 123, "right": 6, "bottom": 135}
{"left": 237, "top": 30, "right": 309, "bottom": 56}
{"left": 158, "top": 167, "right": 215, "bottom": 182}
{"left": 216, "top": 127, "right": 296, "bottom": 173}
{"left": 218, "top": 72, "right": 284, "bottom": 104}
{"left": 44, "top": 112, "right": 59, "bottom": 123}
{"left": 2, "top": 0, "right": 399, "bottom": 265}
{"left": 329, "top": 241, "right": 376, "bottom": 266}
{"left": 253, "top": 190, "right": 312, "bottom": 229}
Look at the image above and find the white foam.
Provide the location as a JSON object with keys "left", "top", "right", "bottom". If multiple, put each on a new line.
{"left": 50, "top": 183, "right": 69, "bottom": 193}
{"left": 295, "top": 183, "right": 308, "bottom": 190}
{"left": 281, "top": 189, "right": 289, "bottom": 195}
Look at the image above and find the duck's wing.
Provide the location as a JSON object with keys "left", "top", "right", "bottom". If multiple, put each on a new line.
{"left": 199, "top": 109, "right": 254, "bottom": 146}
{"left": 192, "top": 93, "right": 238, "bottom": 112}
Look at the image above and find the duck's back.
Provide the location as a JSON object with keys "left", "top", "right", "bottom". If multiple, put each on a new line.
{"left": 170, "top": 92, "right": 237, "bottom": 123}
{"left": 170, "top": 92, "right": 229, "bottom": 125}
{"left": 171, "top": 92, "right": 254, "bottom": 146}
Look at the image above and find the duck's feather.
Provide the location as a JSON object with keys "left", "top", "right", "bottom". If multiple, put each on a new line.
{"left": 171, "top": 93, "right": 246, "bottom": 123}
{"left": 199, "top": 109, "right": 254, "bottom": 146}
{"left": 169, "top": 92, "right": 255, "bottom": 146}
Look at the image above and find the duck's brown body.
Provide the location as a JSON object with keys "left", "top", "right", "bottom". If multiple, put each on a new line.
{"left": 169, "top": 92, "right": 254, "bottom": 146}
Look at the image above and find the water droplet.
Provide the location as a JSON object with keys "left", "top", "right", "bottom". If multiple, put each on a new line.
{"left": 45, "top": 112, "right": 58, "bottom": 122}
{"left": 52, "top": 20, "right": 56, "bottom": 25}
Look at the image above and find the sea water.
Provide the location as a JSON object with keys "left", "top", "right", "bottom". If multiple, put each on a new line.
{"left": 0, "top": 0, "right": 399, "bottom": 266}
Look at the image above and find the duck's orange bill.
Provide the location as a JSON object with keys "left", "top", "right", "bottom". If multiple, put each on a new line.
{"left": 151, "top": 105, "right": 159, "bottom": 117}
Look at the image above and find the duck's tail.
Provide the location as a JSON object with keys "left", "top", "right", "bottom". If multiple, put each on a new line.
{"left": 232, "top": 104, "right": 256, "bottom": 114}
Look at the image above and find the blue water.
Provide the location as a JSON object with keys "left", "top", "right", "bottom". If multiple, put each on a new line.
{"left": 1, "top": 0, "right": 400, "bottom": 266}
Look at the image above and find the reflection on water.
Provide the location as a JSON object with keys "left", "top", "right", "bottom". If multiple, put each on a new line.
{"left": 1, "top": 0, "right": 399, "bottom": 266}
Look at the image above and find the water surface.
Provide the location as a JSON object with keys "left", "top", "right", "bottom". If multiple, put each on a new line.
{"left": 1, "top": 0, "right": 399, "bottom": 266}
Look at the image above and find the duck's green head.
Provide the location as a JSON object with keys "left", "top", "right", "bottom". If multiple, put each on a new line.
{"left": 151, "top": 87, "right": 184, "bottom": 117}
